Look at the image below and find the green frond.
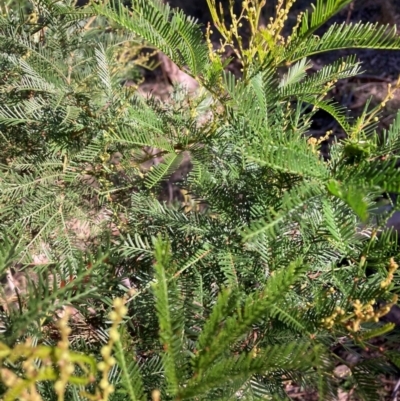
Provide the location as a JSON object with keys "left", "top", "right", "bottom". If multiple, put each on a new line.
{"left": 352, "top": 360, "right": 390, "bottom": 401}
{"left": 279, "top": 58, "right": 313, "bottom": 89}
{"left": 301, "top": 95, "right": 352, "bottom": 134}
{"left": 376, "top": 110, "right": 400, "bottom": 157}
{"left": 0, "top": 229, "right": 23, "bottom": 272}
{"left": 293, "top": 0, "right": 353, "bottom": 40}
{"left": 222, "top": 70, "right": 276, "bottom": 132}
{"left": 242, "top": 182, "right": 324, "bottom": 241}
{"left": 245, "top": 139, "right": 329, "bottom": 180}
{"left": 2, "top": 250, "right": 110, "bottom": 344}
{"left": 120, "top": 233, "right": 154, "bottom": 261}
{"left": 285, "top": 22, "right": 400, "bottom": 63}
{"left": 175, "top": 245, "right": 212, "bottom": 277}
{"left": 0, "top": 103, "right": 38, "bottom": 126}
{"left": 145, "top": 153, "right": 184, "bottom": 189}
{"left": 321, "top": 199, "right": 357, "bottom": 253}
{"left": 269, "top": 304, "right": 313, "bottom": 336}
{"left": 113, "top": 328, "right": 146, "bottom": 401}
{"left": 194, "top": 288, "right": 239, "bottom": 372}
{"left": 113, "top": 123, "right": 174, "bottom": 153}
{"left": 95, "top": 44, "right": 116, "bottom": 100}
{"left": 152, "top": 236, "right": 187, "bottom": 395}
{"left": 280, "top": 56, "right": 362, "bottom": 98}
{"left": 182, "top": 342, "right": 324, "bottom": 399}
{"left": 193, "top": 258, "right": 308, "bottom": 375}
{"left": 93, "top": 0, "right": 209, "bottom": 77}
{"left": 217, "top": 252, "right": 240, "bottom": 287}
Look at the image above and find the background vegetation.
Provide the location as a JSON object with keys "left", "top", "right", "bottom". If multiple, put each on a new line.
{"left": 2, "top": 0, "right": 400, "bottom": 400}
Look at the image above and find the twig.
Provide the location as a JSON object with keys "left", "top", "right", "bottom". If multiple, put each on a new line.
{"left": 346, "top": 1, "right": 355, "bottom": 25}
{"left": 391, "top": 378, "right": 400, "bottom": 401}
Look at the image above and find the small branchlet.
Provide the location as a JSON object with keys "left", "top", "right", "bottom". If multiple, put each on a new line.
{"left": 321, "top": 259, "right": 399, "bottom": 333}
{"left": 0, "top": 308, "right": 97, "bottom": 401}
{"left": 206, "top": 0, "right": 296, "bottom": 78}
{"left": 96, "top": 297, "right": 128, "bottom": 401}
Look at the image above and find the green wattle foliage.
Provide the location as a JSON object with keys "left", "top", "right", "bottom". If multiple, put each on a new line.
{"left": 1, "top": 0, "right": 400, "bottom": 399}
